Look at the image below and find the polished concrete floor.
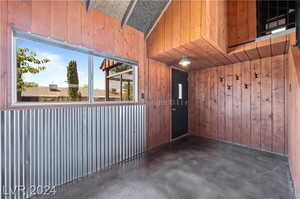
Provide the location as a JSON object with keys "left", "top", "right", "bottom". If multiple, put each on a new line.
{"left": 36, "top": 136, "right": 295, "bottom": 199}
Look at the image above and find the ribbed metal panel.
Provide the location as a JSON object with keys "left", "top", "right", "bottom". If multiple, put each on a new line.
{"left": 0, "top": 105, "right": 146, "bottom": 199}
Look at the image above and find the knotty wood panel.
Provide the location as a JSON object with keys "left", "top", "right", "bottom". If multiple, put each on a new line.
{"left": 232, "top": 63, "right": 242, "bottom": 143}
{"left": 260, "top": 57, "right": 272, "bottom": 151}
{"left": 172, "top": 0, "right": 181, "bottom": 49}
{"left": 202, "top": 0, "right": 226, "bottom": 52}
{"left": 7, "top": 0, "right": 32, "bottom": 31}
{"left": 189, "top": 56, "right": 287, "bottom": 154}
{"left": 147, "top": 59, "right": 171, "bottom": 149}
{"left": 180, "top": 0, "right": 191, "bottom": 45}
{"left": 190, "top": 0, "right": 202, "bottom": 41}
{"left": 198, "top": 69, "right": 209, "bottom": 136}
{"left": 51, "top": 1, "right": 68, "bottom": 41}
{"left": 194, "top": 71, "right": 200, "bottom": 135}
{"left": 188, "top": 71, "right": 196, "bottom": 134}
{"left": 228, "top": 0, "right": 238, "bottom": 47}
{"left": 236, "top": 0, "right": 248, "bottom": 45}
{"left": 250, "top": 59, "right": 261, "bottom": 149}
{"left": 287, "top": 46, "right": 300, "bottom": 198}
{"left": 217, "top": 66, "right": 226, "bottom": 140}
{"left": 32, "top": 0, "right": 51, "bottom": 37}
{"left": 164, "top": 2, "right": 173, "bottom": 51}
{"left": 199, "top": 71, "right": 206, "bottom": 135}
{"left": 284, "top": 53, "right": 295, "bottom": 154}
{"left": 228, "top": 0, "right": 256, "bottom": 47}
{"left": 160, "top": 63, "right": 171, "bottom": 147}
{"left": 272, "top": 54, "right": 285, "bottom": 154}
{"left": 205, "top": 69, "right": 211, "bottom": 137}
{"left": 241, "top": 61, "right": 251, "bottom": 146}
{"left": 0, "top": 0, "right": 8, "bottom": 110}
{"left": 225, "top": 65, "right": 233, "bottom": 141}
{"left": 210, "top": 68, "right": 218, "bottom": 138}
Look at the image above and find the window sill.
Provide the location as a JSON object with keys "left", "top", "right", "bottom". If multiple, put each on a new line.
{"left": 8, "top": 101, "right": 142, "bottom": 110}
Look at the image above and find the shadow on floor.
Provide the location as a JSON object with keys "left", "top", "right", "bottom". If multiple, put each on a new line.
{"left": 34, "top": 136, "right": 295, "bottom": 199}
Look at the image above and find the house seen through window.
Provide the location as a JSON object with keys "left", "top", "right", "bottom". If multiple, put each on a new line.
{"left": 15, "top": 35, "right": 136, "bottom": 103}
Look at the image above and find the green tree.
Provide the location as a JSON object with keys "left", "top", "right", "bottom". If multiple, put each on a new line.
{"left": 81, "top": 84, "right": 88, "bottom": 89}
{"left": 67, "top": 60, "right": 79, "bottom": 99}
{"left": 17, "top": 48, "right": 50, "bottom": 99}
{"left": 24, "top": 82, "right": 39, "bottom": 88}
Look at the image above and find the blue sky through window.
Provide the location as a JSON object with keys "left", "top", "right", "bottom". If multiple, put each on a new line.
{"left": 16, "top": 38, "right": 105, "bottom": 89}
{"left": 93, "top": 56, "right": 105, "bottom": 90}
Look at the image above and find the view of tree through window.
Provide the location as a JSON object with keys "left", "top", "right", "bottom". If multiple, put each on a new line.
{"left": 15, "top": 36, "right": 136, "bottom": 103}
{"left": 16, "top": 38, "right": 89, "bottom": 102}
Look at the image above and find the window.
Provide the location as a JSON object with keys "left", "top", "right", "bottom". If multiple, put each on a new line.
{"left": 15, "top": 38, "right": 89, "bottom": 103}
{"left": 13, "top": 31, "right": 137, "bottom": 104}
{"left": 93, "top": 56, "right": 106, "bottom": 102}
{"left": 257, "top": 0, "right": 295, "bottom": 37}
{"left": 93, "top": 57, "right": 135, "bottom": 102}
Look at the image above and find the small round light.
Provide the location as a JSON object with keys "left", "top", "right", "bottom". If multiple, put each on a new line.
{"left": 179, "top": 56, "right": 191, "bottom": 67}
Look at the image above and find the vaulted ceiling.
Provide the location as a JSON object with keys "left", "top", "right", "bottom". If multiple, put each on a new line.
{"left": 85, "top": 0, "right": 170, "bottom": 36}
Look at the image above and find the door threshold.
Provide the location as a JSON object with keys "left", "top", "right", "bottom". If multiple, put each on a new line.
{"left": 171, "top": 133, "right": 189, "bottom": 142}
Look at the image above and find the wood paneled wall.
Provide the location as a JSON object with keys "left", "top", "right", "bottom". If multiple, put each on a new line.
{"left": 287, "top": 46, "right": 300, "bottom": 198}
{"left": 0, "top": 0, "right": 146, "bottom": 109}
{"left": 147, "top": 59, "right": 171, "bottom": 149}
{"left": 148, "top": 0, "right": 257, "bottom": 55}
{"left": 147, "top": 0, "right": 292, "bottom": 71}
{"left": 189, "top": 55, "right": 287, "bottom": 154}
{"left": 147, "top": 0, "right": 227, "bottom": 57}
{"left": 228, "top": 0, "right": 256, "bottom": 47}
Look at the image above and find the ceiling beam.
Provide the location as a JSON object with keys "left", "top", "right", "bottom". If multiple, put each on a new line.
{"left": 121, "top": 0, "right": 138, "bottom": 28}
{"left": 145, "top": 0, "right": 172, "bottom": 39}
{"left": 87, "top": 0, "right": 97, "bottom": 12}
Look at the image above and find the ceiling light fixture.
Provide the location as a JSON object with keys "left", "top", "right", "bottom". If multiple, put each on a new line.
{"left": 179, "top": 56, "right": 191, "bottom": 67}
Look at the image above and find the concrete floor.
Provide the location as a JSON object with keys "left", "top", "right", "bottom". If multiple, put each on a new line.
{"left": 36, "top": 136, "right": 295, "bottom": 199}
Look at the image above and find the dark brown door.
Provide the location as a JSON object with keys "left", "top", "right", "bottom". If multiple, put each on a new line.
{"left": 172, "top": 69, "right": 188, "bottom": 139}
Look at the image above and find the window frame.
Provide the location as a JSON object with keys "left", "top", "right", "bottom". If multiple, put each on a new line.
{"left": 11, "top": 29, "right": 139, "bottom": 106}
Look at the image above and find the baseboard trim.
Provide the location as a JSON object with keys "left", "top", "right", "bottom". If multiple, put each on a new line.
{"left": 289, "top": 159, "right": 298, "bottom": 199}
{"left": 194, "top": 134, "right": 288, "bottom": 158}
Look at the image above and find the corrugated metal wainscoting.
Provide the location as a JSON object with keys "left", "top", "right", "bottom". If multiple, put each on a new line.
{"left": 0, "top": 105, "right": 146, "bottom": 199}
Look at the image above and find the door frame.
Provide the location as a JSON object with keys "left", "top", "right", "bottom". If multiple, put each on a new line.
{"left": 169, "top": 66, "right": 189, "bottom": 142}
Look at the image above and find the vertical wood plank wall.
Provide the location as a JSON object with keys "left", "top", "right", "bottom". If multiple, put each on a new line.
{"left": 189, "top": 55, "right": 287, "bottom": 154}
{"left": 287, "top": 46, "right": 300, "bottom": 198}
{"left": 147, "top": 59, "right": 171, "bottom": 149}
{"left": 228, "top": 0, "right": 256, "bottom": 47}
{"left": 147, "top": 0, "right": 228, "bottom": 57}
{"left": 0, "top": 0, "right": 146, "bottom": 109}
